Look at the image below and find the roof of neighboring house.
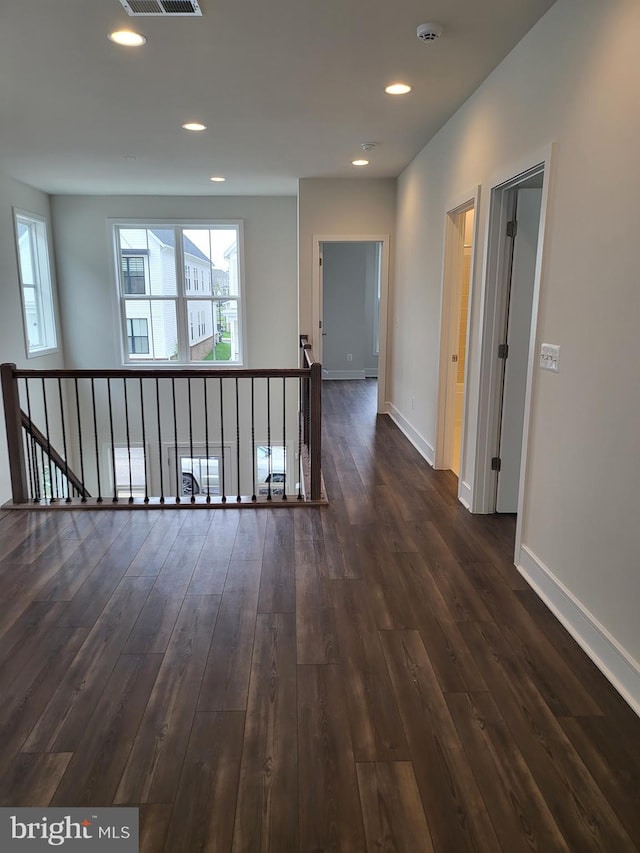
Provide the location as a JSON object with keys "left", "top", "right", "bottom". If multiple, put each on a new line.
{"left": 150, "top": 229, "right": 211, "bottom": 265}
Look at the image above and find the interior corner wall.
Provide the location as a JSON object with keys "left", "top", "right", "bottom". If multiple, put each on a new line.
{"left": 0, "top": 173, "right": 65, "bottom": 505}
{"left": 297, "top": 178, "right": 396, "bottom": 350}
{"left": 391, "top": 0, "right": 640, "bottom": 693}
{"left": 50, "top": 195, "right": 298, "bottom": 370}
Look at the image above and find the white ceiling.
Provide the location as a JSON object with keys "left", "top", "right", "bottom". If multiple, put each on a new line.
{"left": 0, "top": 0, "right": 557, "bottom": 196}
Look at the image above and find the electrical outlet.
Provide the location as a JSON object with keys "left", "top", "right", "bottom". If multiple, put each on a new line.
{"left": 539, "top": 343, "right": 560, "bottom": 372}
{"left": 346, "top": 353, "right": 353, "bottom": 361}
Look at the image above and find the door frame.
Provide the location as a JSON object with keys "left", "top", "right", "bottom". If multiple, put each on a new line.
{"left": 435, "top": 187, "right": 480, "bottom": 505}
{"left": 312, "top": 234, "right": 390, "bottom": 414}
{"left": 472, "top": 143, "right": 555, "bottom": 556}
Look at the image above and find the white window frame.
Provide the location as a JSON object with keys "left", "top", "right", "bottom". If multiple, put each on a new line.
{"left": 112, "top": 220, "right": 245, "bottom": 366}
{"left": 13, "top": 208, "right": 59, "bottom": 358}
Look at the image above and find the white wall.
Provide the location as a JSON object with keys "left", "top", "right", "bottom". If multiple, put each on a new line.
{"left": 392, "top": 0, "right": 640, "bottom": 700}
{"left": 51, "top": 195, "right": 298, "bottom": 369}
{"left": 0, "top": 172, "right": 65, "bottom": 504}
{"left": 298, "top": 178, "right": 396, "bottom": 353}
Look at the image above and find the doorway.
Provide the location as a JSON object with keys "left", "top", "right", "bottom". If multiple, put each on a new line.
{"left": 472, "top": 152, "right": 551, "bottom": 529}
{"left": 312, "top": 235, "right": 390, "bottom": 414}
{"left": 436, "top": 200, "right": 477, "bottom": 482}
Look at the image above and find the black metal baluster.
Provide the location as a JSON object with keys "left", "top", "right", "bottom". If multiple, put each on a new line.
{"left": 251, "top": 378, "right": 256, "bottom": 501}
{"left": 235, "top": 377, "right": 241, "bottom": 502}
{"left": 41, "top": 378, "right": 55, "bottom": 502}
{"left": 123, "top": 377, "right": 132, "bottom": 503}
{"left": 107, "top": 378, "right": 118, "bottom": 502}
{"left": 140, "top": 378, "right": 149, "bottom": 503}
{"left": 282, "top": 376, "right": 287, "bottom": 501}
{"left": 172, "top": 378, "right": 180, "bottom": 503}
{"left": 58, "top": 377, "right": 71, "bottom": 503}
{"left": 91, "top": 378, "right": 102, "bottom": 503}
{"left": 74, "top": 378, "right": 87, "bottom": 502}
{"left": 219, "top": 377, "right": 226, "bottom": 502}
{"left": 24, "top": 379, "right": 38, "bottom": 503}
{"left": 156, "top": 377, "right": 164, "bottom": 504}
{"left": 188, "top": 377, "right": 195, "bottom": 503}
{"left": 297, "top": 377, "right": 303, "bottom": 500}
{"left": 266, "top": 377, "right": 272, "bottom": 501}
{"left": 203, "top": 377, "right": 210, "bottom": 503}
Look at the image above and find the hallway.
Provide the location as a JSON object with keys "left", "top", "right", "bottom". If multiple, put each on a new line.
{"left": 0, "top": 379, "right": 638, "bottom": 851}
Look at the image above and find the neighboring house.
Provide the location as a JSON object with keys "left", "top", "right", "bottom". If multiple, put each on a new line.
{"left": 119, "top": 228, "right": 229, "bottom": 360}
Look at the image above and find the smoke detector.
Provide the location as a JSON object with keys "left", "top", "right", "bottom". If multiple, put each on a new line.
{"left": 117, "top": 0, "right": 202, "bottom": 16}
{"left": 361, "top": 142, "right": 377, "bottom": 152}
{"left": 417, "top": 22, "right": 443, "bottom": 42}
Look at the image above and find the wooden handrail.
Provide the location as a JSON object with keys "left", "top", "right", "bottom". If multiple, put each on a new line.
{"left": 21, "top": 410, "right": 90, "bottom": 499}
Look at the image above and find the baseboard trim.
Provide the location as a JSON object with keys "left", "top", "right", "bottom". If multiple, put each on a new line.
{"left": 387, "top": 404, "right": 435, "bottom": 467}
{"left": 323, "top": 370, "right": 366, "bottom": 380}
{"left": 458, "top": 480, "right": 472, "bottom": 510}
{"left": 364, "top": 368, "right": 378, "bottom": 378}
{"left": 518, "top": 544, "right": 640, "bottom": 717}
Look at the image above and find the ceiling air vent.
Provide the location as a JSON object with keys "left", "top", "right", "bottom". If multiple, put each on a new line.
{"left": 117, "top": 0, "right": 202, "bottom": 16}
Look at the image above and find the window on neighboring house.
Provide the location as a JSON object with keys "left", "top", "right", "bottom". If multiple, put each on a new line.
{"left": 14, "top": 209, "right": 58, "bottom": 356}
{"left": 127, "top": 318, "right": 149, "bottom": 354}
{"left": 115, "top": 223, "right": 243, "bottom": 364}
{"left": 122, "top": 255, "right": 147, "bottom": 294}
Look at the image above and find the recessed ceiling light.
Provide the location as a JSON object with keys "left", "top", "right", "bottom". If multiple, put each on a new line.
{"left": 352, "top": 159, "right": 370, "bottom": 167}
{"left": 108, "top": 30, "right": 147, "bottom": 47}
{"left": 385, "top": 83, "right": 412, "bottom": 95}
{"left": 210, "top": 176, "right": 226, "bottom": 182}
{"left": 182, "top": 122, "right": 207, "bottom": 132}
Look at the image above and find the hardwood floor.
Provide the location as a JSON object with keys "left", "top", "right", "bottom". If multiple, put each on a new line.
{"left": 1, "top": 378, "right": 639, "bottom": 851}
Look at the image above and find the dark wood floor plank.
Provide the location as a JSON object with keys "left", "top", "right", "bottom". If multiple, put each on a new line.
{"left": 559, "top": 715, "right": 640, "bottom": 845}
{"left": 0, "top": 600, "right": 68, "bottom": 688}
{"left": 462, "top": 560, "right": 602, "bottom": 717}
{"left": 389, "top": 552, "right": 487, "bottom": 694}
{"left": 198, "top": 560, "right": 262, "bottom": 711}
{"left": 356, "top": 761, "right": 435, "bottom": 853}
{"left": 0, "top": 512, "right": 73, "bottom": 563}
{"left": 460, "top": 620, "right": 636, "bottom": 850}
{"left": 124, "top": 556, "right": 197, "bottom": 654}
{"left": 0, "top": 753, "right": 72, "bottom": 806}
{"left": 22, "top": 576, "right": 155, "bottom": 753}
{"left": 232, "top": 614, "right": 297, "bottom": 852}
{"left": 51, "top": 653, "right": 163, "bottom": 806}
{"left": 409, "top": 520, "right": 494, "bottom": 623}
{"left": 295, "top": 539, "right": 339, "bottom": 665}
{"left": 446, "top": 691, "right": 568, "bottom": 852}
{"left": 56, "top": 526, "right": 153, "bottom": 627}
{"left": 115, "top": 594, "right": 220, "bottom": 804}
{"left": 380, "top": 629, "right": 502, "bottom": 852}
{"left": 231, "top": 511, "right": 267, "bottom": 561}
{"left": 139, "top": 804, "right": 173, "bottom": 853}
{"left": 258, "top": 512, "right": 295, "bottom": 613}
{"left": 125, "top": 513, "right": 185, "bottom": 577}
{"left": 0, "top": 625, "right": 88, "bottom": 779}
{"left": 331, "top": 579, "right": 409, "bottom": 762}
{"left": 165, "top": 711, "right": 244, "bottom": 853}
{"left": 298, "top": 664, "right": 367, "bottom": 853}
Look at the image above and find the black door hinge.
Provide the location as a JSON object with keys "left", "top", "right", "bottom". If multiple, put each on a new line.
{"left": 498, "top": 343, "right": 509, "bottom": 360}
{"left": 491, "top": 457, "right": 501, "bottom": 472}
{"left": 506, "top": 220, "right": 518, "bottom": 238}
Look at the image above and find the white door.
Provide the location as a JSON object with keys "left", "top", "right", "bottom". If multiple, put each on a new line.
{"left": 496, "top": 188, "right": 542, "bottom": 512}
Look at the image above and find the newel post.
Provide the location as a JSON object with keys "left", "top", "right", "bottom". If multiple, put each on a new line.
{"left": 1, "top": 363, "right": 28, "bottom": 504}
{"left": 309, "top": 360, "right": 322, "bottom": 501}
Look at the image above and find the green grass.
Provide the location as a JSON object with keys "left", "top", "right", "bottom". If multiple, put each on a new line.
{"left": 203, "top": 341, "right": 231, "bottom": 361}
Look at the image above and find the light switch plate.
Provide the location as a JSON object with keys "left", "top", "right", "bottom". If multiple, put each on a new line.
{"left": 540, "top": 343, "right": 560, "bottom": 372}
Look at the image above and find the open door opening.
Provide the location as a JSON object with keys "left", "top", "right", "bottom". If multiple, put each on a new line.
{"left": 435, "top": 192, "right": 478, "bottom": 498}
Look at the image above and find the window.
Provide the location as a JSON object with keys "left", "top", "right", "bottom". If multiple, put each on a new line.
{"left": 14, "top": 209, "right": 58, "bottom": 356}
{"left": 122, "top": 255, "right": 147, "bottom": 294}
{"left": 127, "top": 318, "right": 149, "bottom": 354}
{"left": 115, "top": 223, "right": 243, "bottom": 364}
